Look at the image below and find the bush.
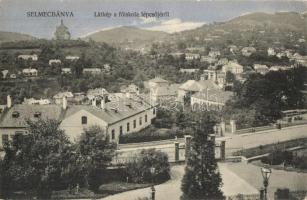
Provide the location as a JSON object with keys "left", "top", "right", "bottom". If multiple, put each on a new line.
{"left": 275, "top": 188, "right": 290, "bottom": 200}
{"left": 51, "top": 188, "right": 107, "bottom": 199}
{"left": 261, "top": 150, "right": 293, "bottom": 165}
{"left": 119, "top": 126, "right": 184, "bottom": 144}
{"left": 98, "top": 182, "right": 151, "bottom": 195}
{"left": 125, "top": 148, "right": 170, "bottom": 184}
{"left": 292, "top": 156, "right": 307, "bottom": 170}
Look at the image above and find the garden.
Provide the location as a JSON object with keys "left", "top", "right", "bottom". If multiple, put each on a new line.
{"left": 258, "top": 149, "right": 307, "bottom": 171}
{"left": 0, "top": 120, "right": 171, "bottom": 199}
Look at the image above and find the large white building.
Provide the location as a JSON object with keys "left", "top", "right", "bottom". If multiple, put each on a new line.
{"left": 222, "top": 61, "right": 244, "bottom": 75}
{"left": 0, "top": 95, "right": 156, "bottom": 147}
{"left": 18, "top": 54, "right": 38, "bottom": 61}
{"left": 178, "top": 80, "right": 220, "bottom": 103}
{"left": 191, "top": 89, "right": 233, "bottom": 111}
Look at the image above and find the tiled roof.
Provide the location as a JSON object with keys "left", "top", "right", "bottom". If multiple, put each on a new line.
{"left": 0, "top": 96, "right": 155, "bottom": 128}
{"left": 0, "top": 104, "right": 64, "bottom": 128}
{"left": 64, "top": 97, "right": 153, "bottom": 124}
{"left": 153, "top": 84, "right": 179, "bottom": 96}
{"left": 179, "top": 80, "right": 219, "bottom": 92}
{"left": 192, "top": 90, "right": 233, "bottom": 104}
{"left": 148, "top": 77, "right": 169, "bottom": 83}
{"left": 53, "top": 92, "right": 74, "bottom": 99}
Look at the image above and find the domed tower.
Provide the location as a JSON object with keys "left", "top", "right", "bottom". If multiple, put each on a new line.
{"left": 54, "top": 20, "right": 71, "bottom": 40}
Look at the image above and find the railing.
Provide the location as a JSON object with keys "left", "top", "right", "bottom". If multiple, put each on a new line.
{"left": 235, "top": 120, "right": 307, "bottom": 135}
{"left": 226, "top": 193, "right": 260, "bottom": 200}
{"left": 235, "top": 125, "right": 275, "bottom": 135}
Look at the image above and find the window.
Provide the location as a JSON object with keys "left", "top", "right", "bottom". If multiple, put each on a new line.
{"left": 145, "top": 115, "right": 148, "bottom": 123}
{"left": 133, "top": 120, "right": 136, "bottom": 128}
{"left": 81, "top": 116, "right": 87, "bottom": 124}
{"left": 34, "top": 112, "right": 41, "bottom": 118}
{"left": 120, "top": 126, "right": 123, "bottom": 136}
{"left": 14, "top": 132, "right": 23, "bottom": 143}
{"left": 12, "top": 111, "right": 20, "bottom": 118}
{"left": 139, "top": 117, "right": 142, "bottom": 125}
{"left": 127, "top": 123, "right": 130, "bottom": 132}
{"left": 111, "top": 129, "right": 115, "bottom": 140}
{"left": 153, "top": 108, "right": 156, "bottom": 115}
{"left": 2, "top": 134, "right": 8, "bottom": 146}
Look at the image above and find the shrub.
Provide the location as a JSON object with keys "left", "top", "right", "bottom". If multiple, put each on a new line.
{"left": 125, "top": 148, "right": 170, "bottom": 184}
{"left": 119, "top": 126, "right": 184, "bottom": 144}
{"left": 261, "top": 150, "right": 293, "bottom": 165}
{"left": 275, "top": 188, "right": 290, "bottom": 200}
{"left": 98, "top": 182, "right": 151, "bottom": 195}
{"left": 292, "top": 156, "right": 307, "bottom": 170}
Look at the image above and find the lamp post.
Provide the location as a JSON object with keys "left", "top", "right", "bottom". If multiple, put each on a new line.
{"left": 261, "top": 167, "right": 272, "bottom": 200}
{"left": 150, "top": 167, "right": 156, "bottom": 200}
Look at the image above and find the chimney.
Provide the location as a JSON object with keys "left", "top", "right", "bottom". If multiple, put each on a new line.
{"left": 63, "top": 96, "right": 67, "bottom": 110}
{"left": 92, "top": 97, "right": 97, "bottom": 107}
{"left": 101, "top": 94, "right": 106, "bottom": 110}
{"left": 7, "top": 95, "right": 12, "bottom": 108}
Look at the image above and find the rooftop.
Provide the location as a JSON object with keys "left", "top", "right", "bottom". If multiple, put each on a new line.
{"left": 192, "top": 89, "right": 233, "bottom": 104}
{"left": 148, "top": 77, "right": 169, "bottom": 83}
{"left": 179, "top": 80, "right": 219, "bottom": 92}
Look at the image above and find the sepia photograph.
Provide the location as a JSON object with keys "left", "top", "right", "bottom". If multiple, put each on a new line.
{"left": 0, "top": 0, "right": 307, "bottom": 199}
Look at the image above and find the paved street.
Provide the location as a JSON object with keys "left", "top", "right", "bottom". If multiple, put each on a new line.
{"left": 100, "top": 164, "right": 260, "bottom": 200}
{"left": 226, "top": 124, "right": 307, "bottom": 154}
{"left": 117, "top": 124, "right": 307, "bottom": 161}
{"left": 101, "top": 162, "right": 307, "bottom": 200}
{"left": 226, "top": 162, "right": 307, "bottom": 199}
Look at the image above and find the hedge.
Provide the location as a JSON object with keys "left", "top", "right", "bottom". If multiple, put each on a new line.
{"left": 119, "top": 126, "right": 185, "bottom": 144}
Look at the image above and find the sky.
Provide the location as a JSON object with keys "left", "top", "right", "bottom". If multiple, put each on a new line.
{"left": 0, "top": 0, "right": 306, "bottom": 39}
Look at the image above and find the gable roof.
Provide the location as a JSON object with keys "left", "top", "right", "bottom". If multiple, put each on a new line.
{"left": 53, "top": 92, "right": 74, "bottom": 99}
{"left": 0, "top": 104, "right": 64, "bottom": 128}
{"left": 148, "top": 77, "right": 168, "bottom": 83}
{"left": 179, "top": 80, "right": 219, "bottom": 92}
{"left": 0, "top": 96, "right": 155, "bottom": 128}
{"left": 192, "top": 89, "right": 233, "bottom": 104}
{"left": 63, "top": 97, "right": 153, "bottom": 125}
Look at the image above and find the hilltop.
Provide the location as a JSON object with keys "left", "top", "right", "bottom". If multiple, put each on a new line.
{"left": 0, "top": 31, "right": 35, "bottom": 43}
{"left": 83, "top": 26, "right": 169, "bottom": 49}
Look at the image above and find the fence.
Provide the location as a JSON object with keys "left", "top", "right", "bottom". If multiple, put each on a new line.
{"left": 235, "top": 125, "right": 275, "bottom": 135}
{"left": 112, "top": 144, "right": 186, "bottom": 166}
{"left": 112, "top": 137, "right": 225, "bottom": 166}
{"left": 226, "top": 193, "right": 260, "bottom": 200}
{"left": 235, "top": 120, "right": 307, "bottom": 135}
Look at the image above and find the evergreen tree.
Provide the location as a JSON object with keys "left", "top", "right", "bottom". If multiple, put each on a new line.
{"left": 181, "top": 115, "right": 224, "bottom": 200}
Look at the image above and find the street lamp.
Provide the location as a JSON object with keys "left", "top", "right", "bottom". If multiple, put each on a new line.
{"left": 261, "top": 167, "right": 272, "bottom": 200}
{"left": 150, "top": 167, "right": 156, "bottom": 200}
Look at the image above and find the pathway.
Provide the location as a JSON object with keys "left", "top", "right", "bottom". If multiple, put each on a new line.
{"left": 100, "top": 164, "right": 259, "bottom": 200}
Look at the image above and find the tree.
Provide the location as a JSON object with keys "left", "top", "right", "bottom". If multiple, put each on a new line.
{"left": 1, "top": 119, "right": 73, "bottom": 199}
{"left": 225, "top": 71, "right": 236, "bottom": 83}
{"left": 125, "top": 148, "right": 170, "bottom": 184}
{"left": 181, "top": 114, "right": 224, "bottom": 200}
{"left": 77, "top": 126, "right": 116, "bottom": 191}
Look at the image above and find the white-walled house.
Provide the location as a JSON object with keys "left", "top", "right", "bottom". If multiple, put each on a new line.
{"left": 83, "top": 68, "right": 102, "bottom": 75}
{"left": 18, "top": 54, "right": 38, "bottom": 61}
{"left": 49, "top": 59, "right": 62, "bottom": 65}
{"left": 22, "top": 68, "right": 38, "bottom": 77}
{"left": 0, "top": 95, "right": 157, "bottom": 148}
{"left": 253, "top": 64, "right": 269, "bottom": 75}
{"left": 61, "top": 68, "right": 72, "bottom": 74}
{"left": 65, "top": 56, "right": 79, "bottom": 61}
{"left": 53, "top": 92, "right": 74, "bottom": 104}
{"left": 191, "top": 89, "right": 233, "bottom": 111}
{"left": 222, "top": 61, "right": 244, "bottom": 75}
{"left": 146, "top": 77, "right": 169, "bottom": 89}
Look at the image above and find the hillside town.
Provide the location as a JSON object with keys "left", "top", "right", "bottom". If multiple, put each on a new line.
{"left": 1, "top": 3, "right": 307, "bottom": 200}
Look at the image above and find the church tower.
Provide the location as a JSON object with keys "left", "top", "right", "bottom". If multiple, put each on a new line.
{"left": 54, "top": 20, "right": 71, "bottom": 40}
